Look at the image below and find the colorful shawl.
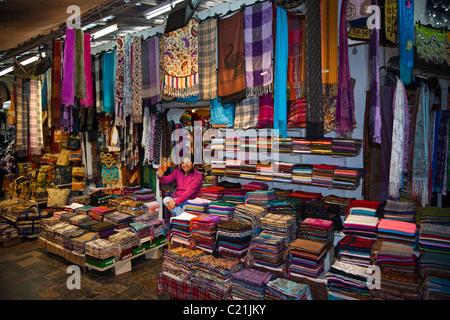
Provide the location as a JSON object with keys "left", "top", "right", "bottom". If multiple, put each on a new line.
{"left": 51, "top": 39, "right": 62, "bottom": 130}
{"left": 62, "top": 27, "right": 75, "bottom": 106}
{"left": 274, "top": 6, "right": 288, "bottom": 138}
{"left": 369, "top": 0, "right": 381, "bottom": 143}
{"left": 123, "top": 34, "right": 132, "bottom": 120}
{"left": 433, "top": 111, "right": 450, "bottom": 192}
{"left": 257, "top": 93, "right": 274, "bottom": 129}
{"left": 29, "top": 79, "right": 43, "bottom": 155}
{"left": 217, "top": 11, "right": 246, "bottom": 104}
{"left": 15, "top": 78, "right": 28, "bottom": 157}
{"left": 243, "top": 1, "right": 273, "bottom": 96}
{"left": 198, "top": 18, "right": 218, "bottom": 100}
{"left": 287, "top": 12, "right": 305, "bottom": 100}
{"left": 74, "top": 28, "right": 85, "bottom": 101}
{"left": 398, "top": 0, "right": 414, "bottom": 85}
{"left": 93, "top": 53, "right": 103, "bottom": 113}
{"left": 115, "top": 35, "right": 125, "bottom": 125}
{"left": 142, "top": 36, "right": 161, "bottom": 106}
{"left": 336, "top": 0, "right": 356, "bottom": 135}
{"left": 80, "top": 33, "right": 93, "bottom": 107}
{"left": 131, "top": 36, "right": 143, "bottom": 123}
{"left": 161, "top": 19, "right": 199, "bottom": 98}
{"left": 103, "top": 51, "right": 115, "bottom": 113}
{"left": 234, "top": 96, "right": 260, "bottom": 129}
{"left": 153, "top": 109, "right": 172, "bottom": 170}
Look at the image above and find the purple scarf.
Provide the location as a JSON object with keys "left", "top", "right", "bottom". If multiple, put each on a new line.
{"left": 369, "top": 0, "right": 381, "bottom": 143}
{"left": 62, "top": 27, "right": 75, "bottom": 106}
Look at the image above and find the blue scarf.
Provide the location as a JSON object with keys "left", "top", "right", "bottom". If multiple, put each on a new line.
{"left": 274, "top": 6, "right": 288, "bottom": 138}
{"left": 398, "top": 0, "right": 414, "bottom": 85}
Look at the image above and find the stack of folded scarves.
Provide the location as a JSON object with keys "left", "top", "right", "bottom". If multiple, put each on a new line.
{"left": 334, "top": 235, "right": 375, "bottom": 268}
{"left": 129, "top": 221, "right": 153, "bottom": 239}
{"left": 272, "top": 188, "right": 293, "bottom": 200}
{"left": 272, "top": 161, "right": 293, "bottom": 183}
{"left": 69, "top": 214, "right": 93, "bottom": 227}
{"left": 189, "top": 214, "right": 221, "bottom": 253}
{"left": 239, "top": 162, "right": 257, "bottom": 179}
{"left": 118, "top": 200, "right": 148, "bottom": 218}
{"left": 312, "top": 164, "right": 336, "bottom": 187}
{"left": 142, "top": 218, "right": 167, "bottom": 240}
{"left": 343, "top": 214, "right": 379, "bottom": 239}
{"left": 255, "top": 162, "right": 274, "bottom": 181}
{"left": 322, "top": 194, "right": 355, "bottom": 216}
{"left": 74, "top": 206, "right": 93, "bottom": 215}
{"left": 289, "top": 190, "right": 322, "bottom": 202}
{"left": 208, "top": 201, "right": 236, "bottom": 222}
{"left": 183, "top": 198, "right": 212, "bottom": 216}
{"left": 332, "top": 167, "right": 363, "bottom": 189}
{"left": 109, "top": 230, "right": 141, "bottom": 251}
{"left": 241, "top": 181, "right": 268, "bottom": 191}
{"left": 161, "top": 247, "right": 205, "bottom": 282}
{"left": 90, "top": 221, "right": 115, "bottom": 238}
{"left": 124, "top": 188, "right": 156, "bottom": 202}
{"left": 62, "top": 227, "right": 87, "bottom": 251}
{"left": 418, "top": 251, "right": 450, "bottom": 300}
{"left": 267, "top": 198, "right": 304, "bottom": 224}
{"left": 331, "top": 139, "right": 362, "bottom": 156}
{"left": 72, "top": 232, "right": 98, "bottom": 255}
{"left": 230, "top": 268, "right": 276, "bottom": 300}
{"left": 216, "top": 219, "right": 253, "bottom": 258}
{"left": 85, "top": 238, "right": 121, "bottom": 261}
{"left": 144, "top": 201, "right": 160, "bottom": 216}
{"left": 345, "top": 200, "right": 381, "bottom": 217}
{"left": 291, "top": 164, "right": 313, "bottom": 184}
{"left": 272, "top": 137, "right": 292, "bottom": 153}
{"left": 88, "top": 206, "right": 115, "bottom": 222}
{"left": 310, "top": 140, "right": 333, "bottom": 155}
{"left": 121, "top": 185, "right": 141, "bottom": 198}
{"left": 223, "top": 189, "right": 247, "bottom": 204}
{"left": 211, "top": 159, "right": 226, "bottom": 176}
{"left": 198, "top": 186, "right": 225, "bottom": 201}
{"left": 418, "top": 223, "right": 450, "bottom": 254}
{"left": 169, "top": 211, "right": 197, "bottom": 246}
{"left": 415, "top": 206, "right": 450, "bottom": 226}
{"left": 247, "top": 231, "right": 288, "bottom": 272}
{"left": 291, "top": 138, "right": 311, "bottom": 153}
{"left": 298, "top": 218, "right": 334, "bottom": 250}
{"left": 59, "top": 211, "right": 79, "bottom": 223}
{"left": 103, "top": 211, "right": 133, "bottom": 229}
{"left": 239, "top": 137, "right": 257, "bottom": 152}
{"left": 265, "top": 278, "right": 312, "bottom": 300}
{"left": 326, "top": 260, "right": 372, "bottom": 300}
{"left": 244, "top": 190, "right": 277, "bottom": 207}
{"left": 304, "top": 199, "right": 343, "bottom": 231}
{"left": 382, "top": 200, "right": 415, "bottom": 222}
{"left": 233, "top": 203, "right": 267, "bottom": 237}
{"left": 376, "top": 219, "right": 418, "bottom": 249}
{"left": 371, "top": 240, "right": 417, "bottom": 273}
{"left": 288, "top": 238, "right": 328, "bottom": 279}
{"left": 225, "top": 159, "right": 242, "bottom": 178}
{"left": 191, "top": 255, "right": 243, "bottom": 296}
{"left": 261, "top": 213, "right": 297, "bottom": 244}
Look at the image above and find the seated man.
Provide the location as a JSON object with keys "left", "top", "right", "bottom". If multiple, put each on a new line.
{"left": 157, "top": 154, "right": 203, "bottom": 216}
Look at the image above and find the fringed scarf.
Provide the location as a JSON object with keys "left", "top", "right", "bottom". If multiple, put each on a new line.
{"left": 131, "top": 36, "right": 142, "bottom": 123}
{"left": 123, "top": 34, "right": 132, "bottom": 120}
{"left": 142, "top": 36, "right": 161, "bottom": 106}
{"left": 412, "top": 84, "right": 430, "bottom": 207}
{"left": 218, "top": 12, "right": 247, "bottom": 104}
{"left": 198, "top": 18, "right": 218, "bottom": 100}
{"left": 257, "top": 93, "right": 274, "bottom": 129}
{"left": 153, "top": 109, "right": 172, "bottom": 170}
{"left": 93, "top": 53, "right": 103, "bottom": 113}
{"left": 336, "top": 0, "right": 356, "bottom": 135}
{"left": 103, "top": 51, "right": 115, "bottom": 113}
{"left": 62, "top": 27, "right": 75, "bottom": 107}
{"left": 80, "top": 33, "right": 93, "bottom": 107}
{"left": 74, "top": 28, "right": 85, "bottom": 101}
{"left": 51, "top": 39, "right": 62, "bottom": 130}
{"left": 287, "top": 12, "right": 305, "bottom": 100}
{"left": 161, "top": 19, "right": 199, "bottom": 98}
{"left": 243, "top": 1, "right": 273, "bottom": 97}
{"left": 398, "top": 0, "right": 414, "bottom": 85}
{"left": 274, "top": 6, "right": 288, "bottom": 138}
{"left": 388, "top": 78, "right": 406, "bottom": 199}
{"left": 15, "top": 78, "right": 29, "bottom": 157}
{"left": 29, "top": 79, "right": 44, "bottom": 155}
{"left": 115, "top": 35, "right": 126, "bottom": 126}
{"left": 369, "top": 0, "right": 381, "bottom": 143}
{"left": 234, "top": 95, "right": 260, "bottom": 129}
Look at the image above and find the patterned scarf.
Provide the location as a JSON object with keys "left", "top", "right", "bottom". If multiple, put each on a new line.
{"left": 103, "top": 51, "right": 115, "bottom": 113}
{"left": 29, "top": 79, "right": 43, "bottom": 155}
{"left": 62, "top": 27, "right": 75, "bottom": 107}
{"left": 243, "top": 2, "right": 273, "bottom": 97}
{"left": 15, "top": 78, "right": 28, "bottom": 157}
{"left": 161, "top": 19, "right": 199, "bottom": 98}
{"left": 51, "top": 39, "right": 62, "bottom": 130}
{"left": 131, "top": 36, "right": 143, "bottom": 123}
{"left": 287, "top": 12, "right": 305, "bottom": 100}
{"left": 198, "top": 18, "right": 218, "bottom": 100}
{"left": 218, "top": 11, "right": 246, "bottom": 104}
{"left": 257, "top": 93, "right": 274, "bottom": 129}
{"left": 153, "top": 110, "right": 172, "bottom": 170}
{"left": 398, "top": 0, "right": 414, "bottom": 85}
{"left": 115, "top": 35, "right": 125, "bottom": 126}
{"left": 80, "top": 33, "right": 93, "bottom": 107}
{"left": 123, "top": 34, "right": 132, "bottom": 120}
{"left": 274, "top": 6, "right": 288, "bottom": 138}
{"left": 369, "top": 0, "right": 381, "bottom": 143}
{"left": 74, "top": 28, "right": 85, "bottom": 101}
{"left": 142, "top": 36, "right": 161, "bottom": 107}
{"left": 433, "top": 111, "right": 450, "bottom": 192}
{"left": 93, "top": 53, "right": 103, "bottom": 113}
{"left": 234, "top": 96, "right": 260, "bottom": 129}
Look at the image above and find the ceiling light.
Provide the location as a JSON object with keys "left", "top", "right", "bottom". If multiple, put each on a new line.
{"left": 0, "top": 67, "right": 13, "bottom": 77}
{"left": 91, "top": 24, "right": 119, "bottom": 40}
{"left": 0, "top": 52, "right": 47, "bottom": 77}
{"left": 144, "top": 0, "right": 184, "bottom": 19}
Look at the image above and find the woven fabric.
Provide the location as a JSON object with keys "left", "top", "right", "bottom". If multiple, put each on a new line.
{"left": 51, "top": 39, "right": 62, "bottom": 130}
{"left": 80, "top": 33, "right": 93, "bottom": 107}
{"left": 93, "top": 53, "right": 103, "bottom": 113}
{"left": 15, "top": 78, "right": 29, "bottom": 157}
{"left": 61, "top": 27, "right": 75, "bottom": 106}
{"left": 198, "top": 18, "right": 218, "bottom": 100}
{"left": 287, "top": 12, "right": 305, "bottom": 100}
{"left": 274, "top": 6, "right": 288, "bottom": 138}
{"left": 115, "top": 35, "right": 125, "bottom": 126}
{"left": 29, "top": 79, "right": 43, "bottom": 155}
{"left": 234, "top": 96, "right": 260, "bottom": 129}
{"left": 142, "top": 36, "right": 161, "bottom": 106}
{"left": 131, "top": 36, "right": 143, "bottom": 123}
{"left": 102, "top": 51, "right": 115, "bottom": 113}
{"left": 74, "top": 28, "right": 85, "bottom": 101}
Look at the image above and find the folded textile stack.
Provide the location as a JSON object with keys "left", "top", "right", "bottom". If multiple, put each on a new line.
{"left": 239, "top": 137, "right": 257, "bottom": 152}
{"left": 272, "top": 161, "right": 293, "bottom": 183}
{"left": 39, "top": 216, "right": 60, "bottom": 237}
{"left": 108, "top": 196, "right": 128, "bottom": 208}
{"left": 418, "top": 223, "right": 450, "bottom": 254}
{"left": 118, "top": 200, "right": 148, "bottom": 217}
{"left": 288, "top": 239, "right": 328, "bottom": 279}
{"left": 233, "top": 204, "right": 267, "bottom": 236}
{"left": 183, "top": 198, "right": 212, "bottom": 216}
{"left": 109, "top": 230, "right": 141, "bottom": 251}
{"left": 74, "top": 206, "right": 93, "bottom": 215}
{"left": 265, "top": 278, "right": 312, "bottom": 300}
{"left": 247, "top": 231, "right": 288, "bottom": 272}
{"left": 322, "top": 194, "right": 356, "bottom": 216}
{"left": 255, "top": 162, "right": 274, "bottom": 181}
{"left": 129, "top": 221, "right": 152, "bottom": 239}
{"left": 231, "top": 268, "right": 276, "bottom": 300}
{"left": 244, "top": 190, "right": 277, "bottom": 207}
{"left": 208, "top": 201, "right": 236, "bottom": 222}
{"left": 144, "top": 201, "right": 160, "bottom": 216}
{"left": 298, "top": 218, "right": 334, "bottom": 250}
{"left": 79, "top": 219, "right": 99, "bottom": 230}
{"left": 291, "top": 164, "right": 313, "bottom": 184}
{"left": 121, "top": 186, "right": 141, "bottom": 198}
{"left": 287, "top": 99, "right": 306, "bottom": 129}
{"left": 85, "top": 238, "right": 121, "bottom": 261}
{"left": 332, "top": 167, "right": 363, "bottom": 189}
{"left": 217, "top": 219, "right": 253, "bottom": 258}
{"left": 331, "top": 139, "right": 362, "bottom": 156}
{"left": 343, "top": 214, "right": 379, "bottom": 239}
{"left": 241, "top": 181, "right": 268, "bottom": 191}
{"left": 239, "top": 162, "right": 257, "bottom": 179}
{"left": 225, "top": 136, "right": 239, "bottom": 153}
{"left": 334, "top": 235, "right": 375, "bottom": 268}
{"left": 88, "top": 206, "right": 115, "bottom": 222}
{"left": 272, "top": 188, "right": 292, "bottom": 200}
{"left": 326, "top": 261, "right": 372, "bottom": 300}
{"left": 312, "top": 164, "right": 336, "bottom": 187}
{"left": 289, "top": 190, "right": 322, "bottom": 202}
{"left": 69, "top": 214, "right": 94, "bottom": 227}
{"left": 211, "top": 159, "right": 226, "bottom": 176}
{"left": 62, "top": 227, "right": 89, "bottom": 251}
{"left": 198, "top": 186, "right": 225, "bottom": 201}
{"left": 190, "top": 214, "right": 221, "bottom": 253}
{"left": 376, "top": 219, "right": 418, "bottom": 249}
{"left": 370, "top": 268, "right": 421, "bottom": 300}
{"left": 310, "top": 139, "right": 333, "bottom": 155}
{"left": 90, "top": 221, "right": 115, "bottom": 238}
{"left": 256, "top": 137, "right": 271, "bottom": 153}
{"left": 371, "top": 240, "right": 417, "bottom": 273}
{"left": 291, "top": 138, "right": 311, "bottom": 154}
{"left": 124, "top": 188, "right": 156, "bottom": 202}
{"left": 272, "top": 137, "right": 292, "bottom": 154}
{"left": 223, "top": 189, "right": 247, "bottom": 204}
{"left": 53, "top": 223, "right": 80, "bottom": 247}
{"left": 103, "top": 211, "right": 133, "bottom": 229}
{"left": 266, "top": 198, "right": 304, "bottom": 224}
{"left": 415, "top": 206, "right": 450, "bottom": 227}
{"left": 225, "top": 159, "right": 242, "bottom": 178}
{"left": 143, "top": 218, "right": 167, "bottom": 240}
{"left": 0, "top": 223, "right": 18, "bottom": 241}
{"left": 72, "top": 232, "right": 99, "bottom": 255}
{"left": 191, "top": 255, "right": 243, "bottom": 295}
{"left": 59, "top": 211, "right": 79, "bottom": 223}
{"left": 161, "top": 247, "right": 205, "bottom": 282}
{"left": 304, "top": 199, "right": 343, "bottom": 231}
{"left": 169, "top": 211, "right": 197, "bottom": 246}
{"left": 260, "top": 213, "right": 297, "bottom": 244}
{"left": 382, "top": 200, "right": 415, "bottom": 222}
{"left": 345, "top": 200, "right": 381, "bottom": 217}
{"left": 418, "top": 251, "right": 450, "bottom": 300}
{"left": 211, "top": 137, "right": 225, "bottom": 152}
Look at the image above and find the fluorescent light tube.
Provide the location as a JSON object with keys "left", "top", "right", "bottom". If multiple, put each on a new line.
{"left": 0, "top": 67, "right": 14, "bottom": 77}
{"left": 91, "top": 24, "right": 118, "bottom": 40}
{"left": 0, "top": 52, "right": 47, "bottom": 77}
{"left": 144, "top": 0, "right": 184, "bottom": 19}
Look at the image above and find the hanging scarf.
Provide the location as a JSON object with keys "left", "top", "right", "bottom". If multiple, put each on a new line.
{"left": 15, "top": 78, "right": 28, "bottom": 157}
{"left": 74, "top": 28, "right": 85, "bottom": 101}
{"left": 131, "top": 36, "right": 143, "bottom": 123}
{"left": 336, "top": 0, "right": 356, "bottom": 135}
{"left": 29, "top": 79, "right": 43, "bottom": 155}
{"left": 388, "top": 78, "right": 406, "bottom": 198}
{"left": 142, "top": 106, "right": 151, "bottom": 164}
{"left": 257, "top": 93, "right": 274, "bottom": 129}
{"left": 51, "top": 39, "right": 62, "bottom": 130}
{"left": 115, "top": 35, "right": 125, "bottom": 126}
{"left": 412, "top": 84, "right": 430, "bottom": 207}
{"left": 398, "top": 0, "right": 414, "bottom": 85}
{"left": 142, "top": 36, "right": 161, "bottom": 106}
{"left": 103, "top": 51, "right": 115, "bottom": 113}
{"left": 198, "top": 17, "right": 218, "bottom": 100}
{"left": 287, "top": 12, "right": 305, "bottom": 100}
{"left": 218, "top": 11, "right": 246, "bottom": 104}
{"left": 62, "top": 27, "right": 75, "bottom": 106}
{"left": 80, "top": 33, "right": 93, "bottom": 107}
{"left": 93, "top": 53, "right": 103, "bottom": 113}
{"left": 369, "top": 0, "right": 381, "bottom": 143}
{"left": 415, "top": 23, "right": 450, "bottom": 66}
{"left": 153, "top": 110, "right": 172, "bottom": 170}
{"left": 234, "top": 96, "right": 260, "bottom": 129}
{"left": 123, "top": 34, "right": 132, "bottom": 120}
{"left": 243, "top": 1, "right": 273, "bottom": 96}
{"left": 274, "top": 6, "right": 288, "bottom": 138}
{"left": 433, "top": 111, "right": 450, "bottom": 192}
{"left": 162, "top": 19, "right": 199, "bottom": 98}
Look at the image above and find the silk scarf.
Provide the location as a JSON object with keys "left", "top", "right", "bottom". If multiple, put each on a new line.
{"left": 398, "top": 0, "right": 414, "bottom": 85}
{"left": 287, "top": 12, "right": 305, "bottom": 100}
{"left": 29, "top": 79, "right": 43, "bottom": 155}
{"left": 369, "top": 0, "right": 381, "bottom": 143}
{"left": 103, "top": 51, "right": 115, "bottom": 113}
{"left": 74, "top": 28, "right": 85, "bottom": 101}
{"left": 131, "top": 36, "right": 143, "bottom": 123}
{"left": 142, "top": 36, "right": 161, "bottom": 107}
{"left": 198, "top": 18, "right": 218, "bottom": 100}
{"left": 93, "top": 53, "right": 103, "bottom": 113}
{"left": 274, "top": 6, "right": 288, "bottom": 138}
{"left": 80, "top": 33, "right": 93, "bottom": 107}
{"left": 51, "top": 39, "right": 62, "bottom": 130}
{"left": 15, "top": 78, "right": 29, "bottom": 157}
{"left": 62, "top": 27, "right": 75, "bottom": 107}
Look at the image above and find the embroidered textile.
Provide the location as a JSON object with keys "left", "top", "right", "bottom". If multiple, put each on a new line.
{"left": 131, "top": 36, "right": 143, "bottom": 123}
{"left": 115, "top": 35, "right": 126, "bottom": 125}
{"left": 398, "top": 0, "right": 414, "bottom": 85}
{"left": 415, "top": 24, "right": 450, "bottom": 66}
{"left": 80, "top": 33, "right": 93, "bottom": 107}
{"left": 51, "top": 40, "right": 62, "bottom": 130}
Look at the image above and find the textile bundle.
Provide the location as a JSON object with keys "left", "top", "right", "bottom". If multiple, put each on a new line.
{"left": 288, "top": 238, "right": 327, "bottom": 279}
{"left": 217, "top": 219, "right": 253, "bottom": 258}
{"left": 208, "top": 200, "right": 236, "bottom": 222}
{"left": 198, "top": 18, "right": 218, "bottom": 100}
{"left": 265, "top": 278, "right": 312, "bottom": 300}
{"left": 189, "top": 214, "right": 221, "bottom": 253}
{"left": 184, "top": 197, "right": 212, "bottom": 216}
{"left": 419, "top": 251, "right": 450, "bottom": 300}
{"left": 230, "top": 267, "right": 276, "bottom": 300}
{"left": 335, "top": 235, "right": 375, "bottom": 268}
{"left": 343, "top": 214, "right": 379, "bottom": 239}
{"left": 298, "top": 218, "right": 334, "bottom": 250}
{"left": 161, "top": 247, "right": 205, "bottom": 282}
{"left": 326, "top": 260, "right": 372, "bottom": 300}
{"left": 246, "top": 231, "right": 288, "bottom": 272}
{"left": 376, "top": 219, "right": 418, "bottom": 249}
{"left": 233, "top": 203, "right": 267, "bottom": 237}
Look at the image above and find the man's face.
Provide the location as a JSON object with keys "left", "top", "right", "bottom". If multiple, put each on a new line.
{"left": 181, "top": 158, "right": 194, "bottom": 171}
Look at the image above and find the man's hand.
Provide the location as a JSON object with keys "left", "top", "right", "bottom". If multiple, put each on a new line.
{"left": 166, "top": 200, "right": 176, "bottom": 211}
{"left": 157, "top": 167, "right": 164, "bottom": 178}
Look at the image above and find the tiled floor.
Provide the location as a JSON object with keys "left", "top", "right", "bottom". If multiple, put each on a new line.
{"left": 0, "top": 238, "right": 172, "bottom": 300}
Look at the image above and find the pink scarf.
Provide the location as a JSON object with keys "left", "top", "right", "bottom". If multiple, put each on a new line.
{"left": 81, "top": 33, "right": 93, "bottom": 107}
{"left": 62, "top": 27, "right": 75, "bottom": 106}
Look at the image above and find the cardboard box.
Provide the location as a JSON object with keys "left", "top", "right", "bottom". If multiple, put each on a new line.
{"left": 85, "top": 255, "right": 117, "bottom": 269}
{"left": 133, "top": 246, "right": 146, "bottom": 256}
{"left": 119, "top": 247, "right": 133, "bottom": 261}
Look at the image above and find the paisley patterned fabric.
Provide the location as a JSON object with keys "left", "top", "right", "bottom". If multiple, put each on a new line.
{"left": 131, "top": 36, "right": 143, "bottom": 123}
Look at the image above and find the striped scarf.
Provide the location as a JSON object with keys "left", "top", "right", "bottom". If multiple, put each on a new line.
{"left": 29, "top": 79, "right": 44, "bottom": 155}
{"left": 198, "top": 18, "right": 218, "bottom": 100}
{"left": 15, "top": 78, "right": 29, "bottom": 157}
{"left": 142, "top": 36, "right": 161, "bottom": 106}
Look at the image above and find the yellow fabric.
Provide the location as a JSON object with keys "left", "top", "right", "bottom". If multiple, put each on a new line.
{"left": 321, "top": 0, "right": 338, "bottom": 84}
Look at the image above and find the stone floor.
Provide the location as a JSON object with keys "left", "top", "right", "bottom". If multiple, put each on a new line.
{"left": 0, "top": 238, "right": 172, "bottom": 300}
